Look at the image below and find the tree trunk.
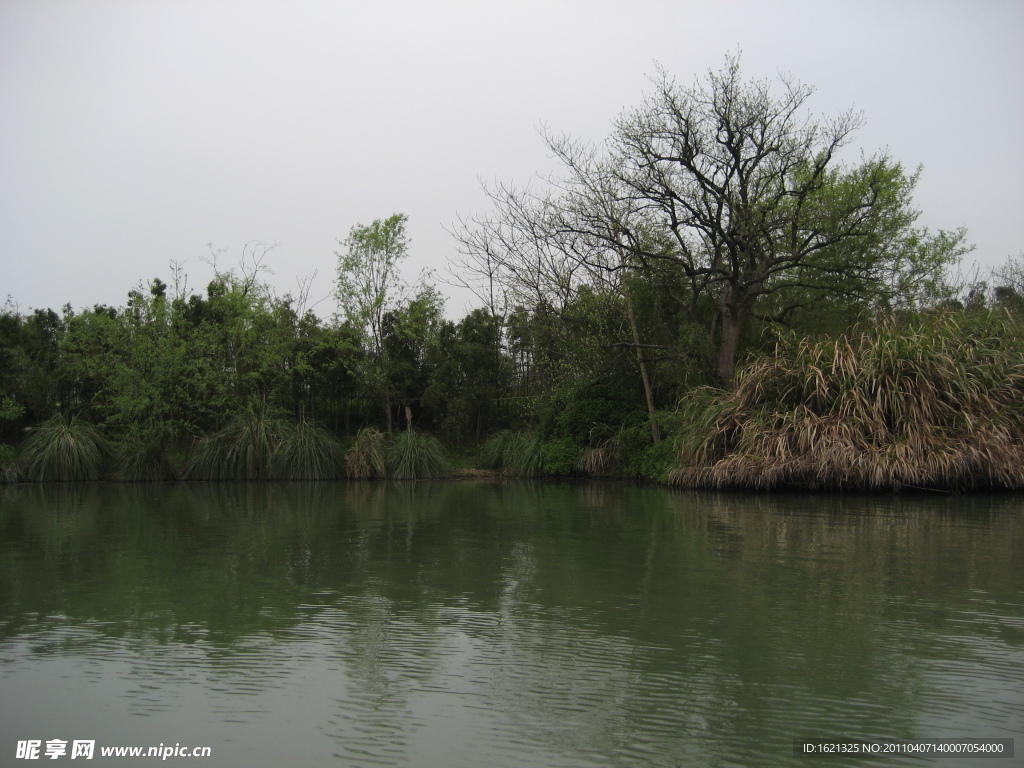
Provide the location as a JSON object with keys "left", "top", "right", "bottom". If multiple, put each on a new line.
{"left": 617, "top": 247, "right": 661, "bottom": 444}
{"left": 715, "top": 297, "right": 749, "bottom": 387}
{"left": 624, "top": 287, "right": 661, "bottom": 444}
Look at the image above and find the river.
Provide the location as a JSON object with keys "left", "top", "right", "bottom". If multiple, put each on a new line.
{"left": 1, "top": 481, "right": 1021, "bottom": 766}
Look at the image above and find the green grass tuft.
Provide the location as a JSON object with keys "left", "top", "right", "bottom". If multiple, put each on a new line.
{"left": 271, "top": 420, "right": 343, "bottom": 480}
{"left": 0, "top": 444, "right": 21, "bottom": 483}
{"left": 185, "top": 411, "right": 291, "bottom": 481}
{"left": 386, "top": 431, "right": 450, "bottom": 479}
{"left": 480, "top": 430, "right": 544, "bottom": 477}
{"left": 20, "top": 414, "right": 109, "bottom": 482}
{"left": 112, "top": 438, "right": 179, "bottom": 482}
{"left": 479, "top": 430, "right": 513, "bottom": 469}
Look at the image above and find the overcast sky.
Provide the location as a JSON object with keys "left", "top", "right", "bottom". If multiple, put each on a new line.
{"left": 2, "top": 0, "right": 1022, "bottom": 318}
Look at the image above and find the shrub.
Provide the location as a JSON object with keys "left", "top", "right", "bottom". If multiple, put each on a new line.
{"left": 630, "top": 437, "right": 679, "bottom": 482}
{"left": 542, "top": 382, "right": 643, "bottom": 445}
{"left": 577, "top": 411, "right": 682, "bottom": 480}
{"left": 542, "top": 436, "right": 581, "bottom": 477}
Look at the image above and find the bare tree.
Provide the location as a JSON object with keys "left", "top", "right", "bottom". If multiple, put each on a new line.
{"left": 994, "top": 252, "right": 1024, "bottom": 294}
{"left": 455, "top": 54, "right": 968, "bottom": 386}
{"left": 203, "top": 241, "right": 280, "bottom": 299}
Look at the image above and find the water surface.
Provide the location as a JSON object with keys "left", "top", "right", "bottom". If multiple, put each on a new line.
{"left": 1, "top": 482, "right": 1022, "bottom": 766}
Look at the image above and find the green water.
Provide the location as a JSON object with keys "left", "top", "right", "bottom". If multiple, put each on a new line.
{"left": 0, "top": 482, "right": 1021, "bottom": 767}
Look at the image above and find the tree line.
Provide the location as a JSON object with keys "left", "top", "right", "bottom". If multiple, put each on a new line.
{"left": 2, "top": 55, "right": 1021, "bottom": 485}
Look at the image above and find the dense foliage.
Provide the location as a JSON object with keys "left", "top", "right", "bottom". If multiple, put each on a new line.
{"left": 3, "top": 251, "right": 1018, "bottom": 487}
{"left": 0, "top": 267, "right": 498, "bottom": 481}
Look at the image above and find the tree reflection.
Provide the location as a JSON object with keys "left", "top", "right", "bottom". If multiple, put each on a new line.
{"left": 0, "top": 482, "right": 1020, "bottom": 766}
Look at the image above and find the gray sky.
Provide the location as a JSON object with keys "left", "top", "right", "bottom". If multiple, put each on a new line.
{"left": 2, "top": 0, "right": 1022, "bottom": 318}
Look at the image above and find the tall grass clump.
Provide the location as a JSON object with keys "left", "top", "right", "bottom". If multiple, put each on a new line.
{"left": 1, "top": 444, "right": 21, "bottom": 483}
{"left": 480, "top": 430, "right": 544, "bottom": 477}
{"left": 386, "top": 430, "right": 450, "bottom": 479}
{"left": 112, "top": 437, "right": 179, "bottom": 482}
{"left": 577, "top": 427, "right": 623, "bottom": 477}
{"left": 185, "top": 411, "right": 291, "bottom": 481}
{"left": 671, "top": 310, "right": 1024, "bottom": 492}
{"left": 577, "top": 413, "right": 686, "bottom": 481}
{"left": 345, "top": 427, "right": 387, "bottom": 479}
{"left": 479, "top": 430, "right": 515, "bottom": 469}
{"left": 20, "top": 414, "right": 109, "bottom": 482}
{"left": 271, "top": 419, "right": 343, "bottom": 480}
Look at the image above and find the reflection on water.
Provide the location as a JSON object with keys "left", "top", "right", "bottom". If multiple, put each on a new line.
{"left": 1, "top": 482, "right": 1022, "bottom": 767}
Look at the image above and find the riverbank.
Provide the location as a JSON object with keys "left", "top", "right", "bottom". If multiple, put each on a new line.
{"left": 4, "top": 311, "right": 1022, "bottom": 493}
{"left": 670, "top": 311, "right": 1024, "bottom": 492}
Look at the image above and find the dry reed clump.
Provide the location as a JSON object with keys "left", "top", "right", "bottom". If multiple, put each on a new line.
{"left": 670, "top": 310, "right": 1024, "bottom": 492}
{"left": 576, "top": 427, "right": 623, "bottom": 477}
{"left": 345, "top": 427, "right": 387, "bottom": 479}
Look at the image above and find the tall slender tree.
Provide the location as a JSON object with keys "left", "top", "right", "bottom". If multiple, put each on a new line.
{"left": 335, "top": 214, "right": 412, "bottom": 434}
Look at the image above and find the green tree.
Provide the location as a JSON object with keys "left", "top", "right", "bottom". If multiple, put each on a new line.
{"left": 383, "top": 286, "right": 446, "bottom": 432}
{"left": 335, "top": 213, "right": 414, "bottom": 434}
{"left": 423, "top": 307, "right": 513, "bottom": 443}
{"left": 0, "top": 307, "right": 64, "bottom": 420}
